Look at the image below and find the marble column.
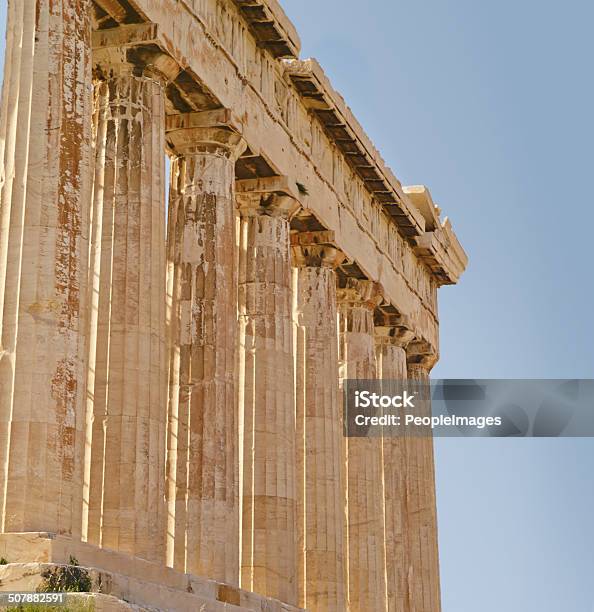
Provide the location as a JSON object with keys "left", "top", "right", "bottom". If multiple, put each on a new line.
{"left": 0, "top": 0, "right": 92, "bottom": 536}
{"left": 375, "top": 316, "right": 416, "bottom": 612}
{"left": 291, "top": 232, "right": 346, "bottom": 611}
{"left": 165, "top": 111, "right": 246, "bottom": 584}
{"left": 84, "top": 50, "right": 178, "bottom": 563}
{"left": 337, "top": 279, "right": 387, "bottom": 612}
{"left": 236, "top": 177, "right": 300, "bottom": 605}
{"left": 406, "top": 342, "right": 441, "bottom": 612}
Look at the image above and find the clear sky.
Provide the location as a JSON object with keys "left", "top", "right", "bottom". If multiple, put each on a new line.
{"left": 1, "top": 2, "right": 593, "bottom": 610}
{"left": 279, "top": 1, "right": 594, "bottom": 611}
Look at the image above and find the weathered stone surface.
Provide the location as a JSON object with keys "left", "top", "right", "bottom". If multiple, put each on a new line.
{"left": 236, "top": 178, "right": 300, "bottom": 606}
{"left": 0, "top": 0, "right": 92, "bottom": 536}
{"left": 98, "top": 0, "right": 459, "bottom": 353}
{"left": 292, "top": 236, "right": 346, "bottom": 611}
{"left": 0, "top": 562, "right": 150, "bottom": 610}
{"left": 337, "top": 279, "right": 387, "bottom": 612}
{"left": 84, "top": 58, "right": 174, "bottom": 563}
{"left": 405, "top": 186, "right": 468, "bottom": 286}
{"left": 375, "top": 323, "right": 415, "bottom": 612}
{"left": 0, "top": 0, "right": 468, "bottom": 610}
{"left": 0, "top": 533, "right": 305, "bottom": 611}
{"left": 406, "top": 348, "right": 442, "bottom": 612}
{"left": 165, "top": 116, "right": 246, "bottom": 584}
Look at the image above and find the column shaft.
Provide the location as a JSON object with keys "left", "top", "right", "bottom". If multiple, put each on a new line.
{"left": 237, "top": 179, "right": 299, "bottom": 605}
{"left": 292, "top": 242, "right": 346, "bottom": 611}
{"left": 375, "top": 327, "right": 412, "bottom": 612}
{"left": 338, "top": 280, "right": 387, "bottom": 612}
{"left": 84, "top": 60, "right": 174, "bottom": 562}
{"left": 406, "top": 355, "right": 441, "bottom": 612}
{"left": 165, "top": 120, "right": 245, "bottom": 585}
{"left": 0, "top": 0, "right": 92, "bottom": 535}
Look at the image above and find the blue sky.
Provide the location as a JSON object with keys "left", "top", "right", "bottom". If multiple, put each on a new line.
{"left": 1, "top": 2, "right": 593, "bottom": 610}
{"left": 280, "top": 1, "right": 594, "bottom": 610}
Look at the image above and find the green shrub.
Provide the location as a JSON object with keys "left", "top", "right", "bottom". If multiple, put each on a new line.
{"left": 37, "top": 556, "right": 92, "bottom": 593}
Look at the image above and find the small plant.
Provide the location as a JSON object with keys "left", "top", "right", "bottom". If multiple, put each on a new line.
{"left": 296, "top": 182, "right": 309, "bottom": 196}
{"left": 0, "top": 556, "right": 8, "bottom": 564}
{"left": 37, "top": 556, "right": 92, "bottom": 593}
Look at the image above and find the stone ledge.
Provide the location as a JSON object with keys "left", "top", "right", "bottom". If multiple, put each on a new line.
{"left": 404, "top": 185, "right": 469, "bottom": 285}
{"left": 0, "top": 534, "right": 304, "bottom": 612}
{"left": 284, "top": 58, "right": 426, "bottom": 238}
{"left": 0, "top": 582, "right": 151, "bottom": 611}
{"left": 232, "top": 0, "right": 301, "bottom": 58}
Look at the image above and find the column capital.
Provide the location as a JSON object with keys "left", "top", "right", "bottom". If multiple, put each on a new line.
{"left": 374, "top": 313, "right": 416, "bottom": 348}
{"left": 93, "top": 44, "right": 180, "bottom": 84}
{"left": 166, "top": 110, "right": 247, "bottom": 159}
{"left": 291, "top": 231, "right": 346, "bottom": 268}
{"left": 236, "top": 176, "right": 301, "bottom": 220}
{"left": 336, "top": 278, "right": 383, "bottom": 310}
{"left": 406, "top": 339, "right": 439, "bottom": 373}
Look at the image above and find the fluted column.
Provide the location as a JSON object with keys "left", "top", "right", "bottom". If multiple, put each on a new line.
{"left": 291, "top": 232, "right": 346, "bottom": 611}
{"left": 0, "top": 0, "right": 92, "bottom": 535}
{"left": 236, "top": 177, "right": 300, "bottom": 605}
{"left": 337, "top": 279, "right": 387, "bottom": 612}
{"left": 375, "top": 315, "right": 416, "bottom": 612}
{"left": 84, "top": 49, "right": 178, "bottom": 562}
{"left": 164, "top": 111, "right": 246, "bottom": 584}
{"left": 406, "top": 343, "right": 441, "bottom": 612}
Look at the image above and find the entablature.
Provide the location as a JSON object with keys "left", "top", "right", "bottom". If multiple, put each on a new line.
{"left": 90, "top": 0, "right": 467, "bottom": 359}
{"left": 284, "top": 59, "right": 426, "bottom": 238}
{"left": 232, "top": 0, "right": 301, "bottom": 58}
{"left": 404, "top": 186, "right": 468, "bottom": 286}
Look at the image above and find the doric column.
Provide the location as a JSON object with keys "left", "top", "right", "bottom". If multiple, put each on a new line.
{"left": 406, "top": 342, "right": 441, "bottom": 612}
{"left": 291, "top": 231, "right": 347, "bottom": 611}
{"left": 337, "top": 279, "right": 387, "bottom": 612}
{"left": 0, "top": 0, "right": 92, "bottom": 535}
{"left": 84, "top": 47, "right": 179, "bottom": 563}
{"left": 236, "top": 177, "right": 300, "bottom": 605}
{"left": 164, "top": 110, "right": 246, "bottom": 584}
{"left": 375, "top": 315, "right": 415, "bottom": 612}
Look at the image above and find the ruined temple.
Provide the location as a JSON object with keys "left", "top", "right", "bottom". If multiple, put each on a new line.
{"left": 0, "top": 1, "right": 467, "bottom": 610}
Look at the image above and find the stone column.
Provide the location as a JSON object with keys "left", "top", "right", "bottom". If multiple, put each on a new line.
{"left": 337, "top": 279, "right": 387, "bottom": 612}
{"left": 0, "top": 0, "right": 92, "bottom": 536}
{"left": 291, "top": 232, "right": 347, "bottom": 611}
{"left": 406, "top": 342, "right": 441, "bottom": 612}
{"left": 164, "top": 111, "right": 246, "bottom": 584}
{"left": 375, "top": 315, "right": 415, "bottom": 612}
{"left": 236, "top": 177, "right": 300, "bottom": 605}
{"left": 84, "top": 48, "right": 178, "bottom": 563}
